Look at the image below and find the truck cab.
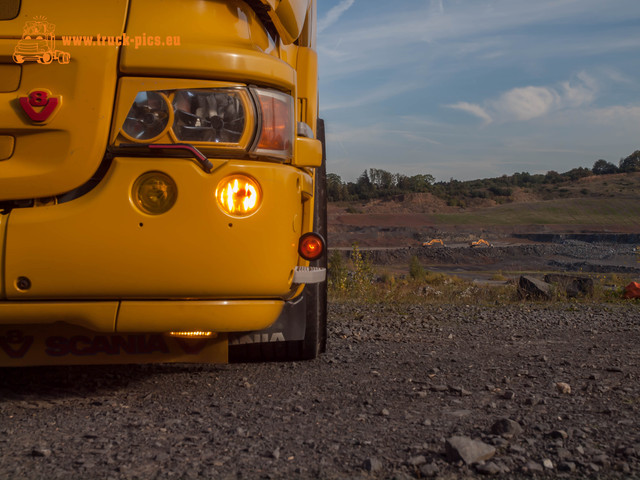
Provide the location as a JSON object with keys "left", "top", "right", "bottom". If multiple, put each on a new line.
{"left": 0, "top": 0, "right": 327, "bottom": 366}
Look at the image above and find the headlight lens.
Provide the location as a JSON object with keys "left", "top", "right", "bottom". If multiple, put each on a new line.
{"left": 172, "top": 89, "right": 248, "bottom": 144}
{"left": 122, "top": 91, "right": 170, "bottom": 141}
{"left": 215, "top": 175, "right": 262, "bottom": 217}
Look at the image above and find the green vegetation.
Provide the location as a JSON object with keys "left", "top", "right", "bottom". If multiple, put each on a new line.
{"left": 328, "top": 149, "right": 640, "bottom": 205}
{"left": 432, "top": 197, "right": 640, "bottom": 226}
{"left": 328, "top": 245, "right": 638, "bottom": 305}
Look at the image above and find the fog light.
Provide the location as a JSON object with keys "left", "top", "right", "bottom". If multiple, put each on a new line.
{"left": 133, "top": 171, "right": 177, "bottom": 215}
{"left": 215, "top": 175, "right": 262, "bottom": 217}
{"left": 298, "top": 233, "right": 325, "bottom": 261}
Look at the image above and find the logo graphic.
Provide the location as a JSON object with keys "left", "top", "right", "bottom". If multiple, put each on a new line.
{"left": 13, "top": 16, "right": 70, "bottom": 65}
{"left": 0, "top": 330, "right": 35, "bottom": 359}
{"left": 18, "top": 89, "right": 62, "bottom": 123}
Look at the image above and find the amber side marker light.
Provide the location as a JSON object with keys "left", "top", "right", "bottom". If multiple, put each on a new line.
{"left": 298, "top": 233, "right": 325, "bottom": 261}
{"left": 215, "top": 175, "right": 262, "bottom": 217}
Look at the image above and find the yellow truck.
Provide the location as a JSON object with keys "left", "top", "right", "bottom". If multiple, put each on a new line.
{"left": 0, "top": 0, "right": 327, "bottom": 366}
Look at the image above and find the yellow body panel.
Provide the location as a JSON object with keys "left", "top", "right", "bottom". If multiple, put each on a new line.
{"left": 5, "top": 158, "right": 310, "bottom": 299}
{"left": 0, "top": 0, "right": 128, "bottom": 38}
{"left": 0, "top": 3, "right": 127, "bottom": 200}
{"left": 117, "top": 300, "right": 283, "bottom": 332}
{"left": 120, "top": 0, "right": 294, "bottom": 91}
{"left": 0, "top": 302, "right": 118, "bottom": 332}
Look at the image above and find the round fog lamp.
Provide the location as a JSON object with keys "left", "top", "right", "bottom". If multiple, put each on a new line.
{"left": 215, "top": 175, "right": 262, "bottom": 216}
{"left": 133, "top": 171, "right": 177, "bottom": 215}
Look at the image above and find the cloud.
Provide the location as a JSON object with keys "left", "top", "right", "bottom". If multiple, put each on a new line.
{"left": 447, "top": 102, "right": 493, "bottom": 124}
{"left": 491, "top": 86, "right": 559, "bottom": 121}
{"left": 449, "top": 73, "right": 598, "bottom": 123}
{"left": 587, "top": 105, "right": 640, "bottom": 124}
{"left": 321, "top": 80, "right": 423, "bottom": 112}
{"left": 318, "top": 0, "right": 355, "bottom": 33}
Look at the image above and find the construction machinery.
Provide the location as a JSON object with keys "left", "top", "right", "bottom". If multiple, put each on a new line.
{"left": 422, "top": 239, "right": 444, "bottom": 247}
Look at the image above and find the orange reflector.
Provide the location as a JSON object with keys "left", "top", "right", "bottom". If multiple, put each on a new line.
{"left": 298, "top": 233, "right": 325, "bottom": 261}
{"left": 215, "top": 175, "right": 262, "bottom": 217}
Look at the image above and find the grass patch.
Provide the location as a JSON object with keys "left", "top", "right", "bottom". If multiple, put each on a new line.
{"left": 328, "top": 245, "right": 637, "bottom": 305}
{"left": 432, "top": 197, "right": 640, "bottom": 226}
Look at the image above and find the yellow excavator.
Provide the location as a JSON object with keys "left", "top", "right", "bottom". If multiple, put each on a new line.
{"left": 422, "top": 239, "right": 444, "bottom": 247}
{"left": 470, "top": 239, "right": 492, "bottom": 248}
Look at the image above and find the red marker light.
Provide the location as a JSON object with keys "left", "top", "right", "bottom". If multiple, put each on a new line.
{"left": 298, "top": 233, "right": 325, "bottom": 261}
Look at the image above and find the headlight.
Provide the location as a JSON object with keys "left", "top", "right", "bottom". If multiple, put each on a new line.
{"left": 121, "top": 91, "right": 171, "bottom": 142}
{"left": 172, "top": 89, "right": 253, "bottom": 145}
{"left": 118, "top": 86, "right": 294, "bottom": 161}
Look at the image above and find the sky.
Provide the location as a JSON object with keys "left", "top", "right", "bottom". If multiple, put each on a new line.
{"left": 316, "top": 0, "right": 640, "bottom": 182}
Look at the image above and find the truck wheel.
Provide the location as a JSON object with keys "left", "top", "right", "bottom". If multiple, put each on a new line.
{"left": 38, "top": 53, "right": 53, "bottom": 64}
{"left": 13, "top": 54, "right": 24, "bottom": 64}
{"left": 58, "top": 52, "right": 70, "bottom": 64}
{"left": 228, "top": 119, "right": 328, "bottom": 362}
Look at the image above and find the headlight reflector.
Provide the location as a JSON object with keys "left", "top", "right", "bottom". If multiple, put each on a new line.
{"left": 172, "top": 89, "right": 249, "bottom": 144}
{"left": 132, "top": 171, "right": 178, "bottom": 215}
{"left": 122, "top": 91, "right": 170, "bottom": 141}
{"left": 215, "top": 175, "right": 262, "bottom": 217}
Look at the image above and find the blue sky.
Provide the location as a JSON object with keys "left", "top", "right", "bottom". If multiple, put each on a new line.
{"left": 316, "top": 0, "right": 640, "bottom": 182}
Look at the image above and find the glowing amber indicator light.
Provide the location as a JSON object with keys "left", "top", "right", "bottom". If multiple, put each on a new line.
{"left": 216, "top": 175, "right": 262, "bottom": 216}
{"left": 133, "top": 171, "right": 177, "bottom": 215}
{"left": 298, "top": 233, "right": 324, "bottom": 261}
{"left": 168, "top": 331, "right": 216, "bottom": 338}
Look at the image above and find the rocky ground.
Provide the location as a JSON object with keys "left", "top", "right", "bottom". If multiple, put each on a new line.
{"left": 1, "top": 301, "right": 639, "bottom": 479}
{"left": 334, "top": 241, "right": 640, "bottom": 279}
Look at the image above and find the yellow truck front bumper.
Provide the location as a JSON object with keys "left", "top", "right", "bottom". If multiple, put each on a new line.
{"left": 0, "top": 299, "right": 284, "bottom": 366}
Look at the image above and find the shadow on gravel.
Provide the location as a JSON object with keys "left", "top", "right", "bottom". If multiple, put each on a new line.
{"left": 0, "top": 363, "right": 229, "bottom": 400}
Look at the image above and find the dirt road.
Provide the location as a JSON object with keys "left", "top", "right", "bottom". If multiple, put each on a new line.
{"left": 1, "top": 301, "right": 639, "bottom": 479}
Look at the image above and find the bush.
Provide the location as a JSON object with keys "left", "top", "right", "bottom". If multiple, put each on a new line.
{"left": 409, "top": 256, "right": 426, "bottom": 281}
{"left": 349, "top": 243, "right": 375, "bottom": 296}
{"left": 328, "top": 250, "right": 348, "bottom": 292}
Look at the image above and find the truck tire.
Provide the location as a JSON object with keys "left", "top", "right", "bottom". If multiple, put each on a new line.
{"left": 228, "top": 119, "right": 328, "bottom": 362}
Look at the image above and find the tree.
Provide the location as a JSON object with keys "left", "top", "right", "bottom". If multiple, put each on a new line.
{"left": 355, "top": 170, "right": 373, "bottom": 199}
{"left": 592, "top": 159, "right": 618, "bottom": 175}
{"left": 619, "top": 150, "right": 640, "bottom": 173}
{"left": 562, "top": 167, "right": 592, "bottom": 181}
{"left": 368, "top": 168, "right": 395, "bottom": 191}
{"left": 327, "top": 173, "right": 348, "bottom": 201}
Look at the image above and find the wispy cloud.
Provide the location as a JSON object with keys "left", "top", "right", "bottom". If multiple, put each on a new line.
{"left": 318, "top": 0, "right": 355, "bottom": 33}
{"left": 448, "top": 73, "right": 598, "bottom": 123}
{"left": 321, "top": 80, "right": 423, "bottom": 112}
{"left": 447, "top": 102, "right": 493, "bottom": 124}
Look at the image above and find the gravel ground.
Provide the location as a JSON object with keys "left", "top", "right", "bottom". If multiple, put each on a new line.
{"left": 351, "top": 242, "right": 640, "bottom": 275}
{"left": 1, "top": 301, "right": 639, "bottom": 479}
